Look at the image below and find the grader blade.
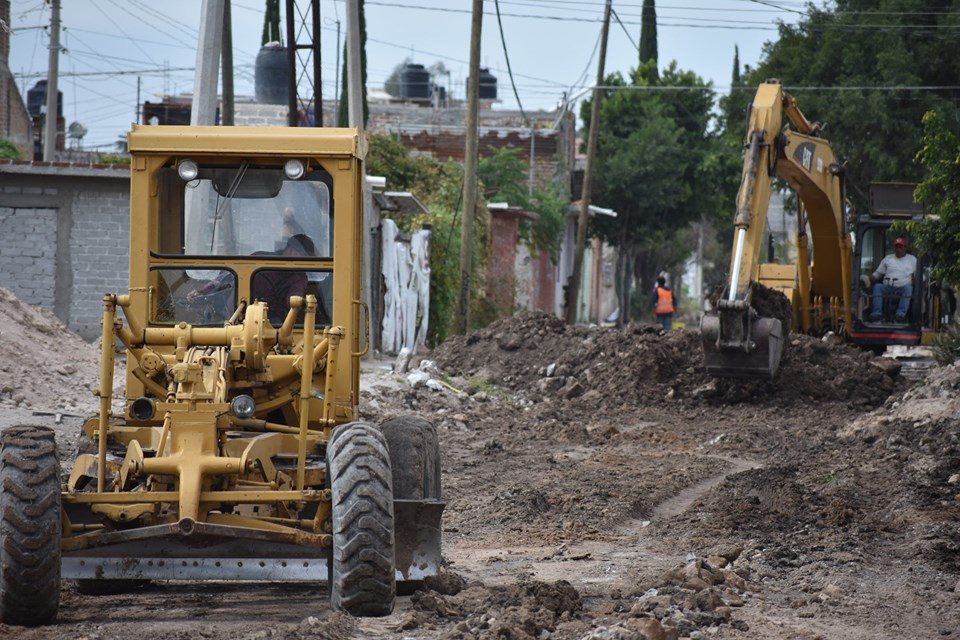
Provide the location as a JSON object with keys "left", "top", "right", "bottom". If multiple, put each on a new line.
{"left": 394, "top": 499, "right": 445, "bottom": 582}
{"left": 701, "top": 300, "right": 784, "bottom": 380}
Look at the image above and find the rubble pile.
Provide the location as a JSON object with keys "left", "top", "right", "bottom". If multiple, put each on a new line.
{"left": 434, "top": 312, "right": 899, "bottom": 410}
{"left": 0, "top": 287, "right": 100, "bottom": 411}
{"left": 408, "top": 577, "right": 585, "bottom": 639}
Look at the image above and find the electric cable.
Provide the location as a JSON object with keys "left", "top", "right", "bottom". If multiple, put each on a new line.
{"left": 493, "top": 0, "right": 528, "bottom": 123}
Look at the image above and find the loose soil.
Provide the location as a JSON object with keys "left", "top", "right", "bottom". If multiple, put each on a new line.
{"left": 2, "top": 307, "right": 957, "bottom": 639}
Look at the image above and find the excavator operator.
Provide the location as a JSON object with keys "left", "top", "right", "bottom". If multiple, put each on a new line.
{"left": 870, "top": 236, "right": 916, "bottom": 323}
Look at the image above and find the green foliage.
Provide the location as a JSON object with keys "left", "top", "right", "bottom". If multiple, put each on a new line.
{"left": 748, "top": 0, "right": 960, "bottom": 209}
{"left": 96, "top": 153, "right": 131, "bottom": 165}
{"left": 337, "top": 0, "right": 369, "bottom": 127}
{"left": 933, "top": 325, "right": 960, "bottom": 365}
{"left": 0, "top": 140, "right": 21, "bottom": 160}
{"left": 580, "top": 62, "right": 719, "bottom": 320}
{"left": 261, "top": 0, "right": 281, "bottom": 46}
{"left": 367, "top": 134, "right": 488, "bottom": 345}
{"left": 477, "top": 147, "right": 567, "bottom": 261}
{"left": 904, "top": 110, "right": 960, "bottom": 284}
{"left": 478, "top": 147, "right": 527, "bottom": 204}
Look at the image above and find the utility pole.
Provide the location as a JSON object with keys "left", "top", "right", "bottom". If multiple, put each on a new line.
{"left": 191, "top": 0, "right": 224, "bottom": 126}
{"left": 135, "top": 76, "right": 141, "bottom": 124}
{"left": 565, "top": 0, "right": 611, "bottom": 324}
{"left": 455, "top": 0, "right": 483, "bottom": 335}
{"left": 221, "top": 0, "right": 234, "bottom": 125}
{"left": 43, "top": 0, "right": 60, "bottom": 161}
{"left": 345, "top": 0, "right": 363, "bottom": 129}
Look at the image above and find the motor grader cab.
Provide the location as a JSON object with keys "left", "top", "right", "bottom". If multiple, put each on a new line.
{"left": 849, "top": 182, "right": 949, "bottom": 349}
{"left": 0, "top": 126, "right": 443, "bottom": 626}
{"left": 702, "top": 80, "right": 853, "bottom": 379}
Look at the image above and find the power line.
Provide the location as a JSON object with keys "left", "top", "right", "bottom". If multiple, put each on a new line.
{"left": 744, "top": 0, "right": 804, "bottom": 15}
{"left": 88, "top": 0, "right": 157, "bottom": 65}
{"left": 610, "top": 8, "right": 639, "bottom": 54}
{"left": 493, "top": 0, "right": 528, "bottom": 124}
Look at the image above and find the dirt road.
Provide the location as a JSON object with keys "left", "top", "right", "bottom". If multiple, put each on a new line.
{"left": 2, "top": 311, "right": 958, "bottom": 639}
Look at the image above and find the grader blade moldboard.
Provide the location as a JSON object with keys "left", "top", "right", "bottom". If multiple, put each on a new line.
{"left": 701, "top": 314, "right": 784, "bottom": 380}
{"left": 394, "top": 499, "right": 445, "bottom": 582}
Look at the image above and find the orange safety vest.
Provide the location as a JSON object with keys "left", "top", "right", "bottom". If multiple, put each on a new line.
{"left": 655, "top": 287, "right": 675, "bottom": 314}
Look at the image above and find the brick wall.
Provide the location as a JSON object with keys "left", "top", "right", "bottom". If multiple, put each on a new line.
{"left": 0, "top": 206, "right": 57, "bottom": 307}
{"left": 0, "top": 162, "right": 129, "bottom": 339}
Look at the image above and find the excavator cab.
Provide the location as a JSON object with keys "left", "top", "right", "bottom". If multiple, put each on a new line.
{"left": 849, "top": 183, "right": 946, "bottom": 349}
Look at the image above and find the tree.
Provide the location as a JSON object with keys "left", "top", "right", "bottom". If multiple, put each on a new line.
{"left": 338, "top": 0, "right": 369, "bottom": 127}
{"left": 261, "top": 0, "right": 281, "bottom": 45}
{"left": 748, "top": 0, "right": 960, "bottom": 210}
{"left": 581, "top": 64, "right": 718, "bottom": 323}
{"left": 638, "top": 0, "right": 657, "bottom": 68}
{"left": 905, "top": 111, "right": 960, "bottom": 284}
{"left": 732, "top": 45, "right": 740, "bottom": 84}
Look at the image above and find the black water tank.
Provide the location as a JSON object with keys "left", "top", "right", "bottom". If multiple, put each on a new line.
{"left": 26, "top": 80, "right": 63, "bottom": 118}
{"left": 400, "top": 63, "right": 431, "bottom": 100}
{"left": 255, "top": 44, "right": 290, "bottom": 105}
{"left": 478, "top": 68, "right": 497, "bottom": 100}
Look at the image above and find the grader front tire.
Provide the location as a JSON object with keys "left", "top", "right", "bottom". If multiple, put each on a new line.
{"left": 327, "top": 422, "right": 396, "bottom": 617}
{"left": 0, "top": 426, "right": 62, "bottom": 626}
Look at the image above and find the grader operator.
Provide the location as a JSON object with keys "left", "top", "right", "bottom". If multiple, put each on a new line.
{"left": 0, "top": 126, "right": 443, "bottom": 625}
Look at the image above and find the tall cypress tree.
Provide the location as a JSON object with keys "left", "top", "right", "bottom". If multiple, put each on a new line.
{"left": 337, "top": 0, "right": 369, "bottom": 127}
{"left": 732, "top": 45, "right": 741, "bottom": 84}
{"left": 638, "top": 0, "right": 658, "bottom": 82}
{"left": 638, "top": 0, "right": 658, "bottom": 67}
{"left": 261, "top": 0, "right": 281, "bottom": 46}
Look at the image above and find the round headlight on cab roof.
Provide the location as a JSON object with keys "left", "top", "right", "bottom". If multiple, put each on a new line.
{"left": 284, "top": 159, "right": 305, "bottom": 180}
{"left": 177, "top": 159, "right": 199, "bottom": 181}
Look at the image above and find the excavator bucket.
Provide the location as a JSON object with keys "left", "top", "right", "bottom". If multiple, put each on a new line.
{"left": 701, "top": 299, "right": 785, "bottom": 380}
{"left": 394, "top": 499, "right": 444, "bottom": 583}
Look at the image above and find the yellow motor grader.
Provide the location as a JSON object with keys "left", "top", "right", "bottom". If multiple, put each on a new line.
{"left": 0, "top": 126, "right": 443, "bottom": 625}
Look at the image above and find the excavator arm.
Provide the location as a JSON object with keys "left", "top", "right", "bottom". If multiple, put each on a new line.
{"left": 702, "top": 81, "right": 853, "bottom": 379}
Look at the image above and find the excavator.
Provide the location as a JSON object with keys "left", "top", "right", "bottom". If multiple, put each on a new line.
{"left": 702, "top": 81, "right": 947, "bottom": 379}
{"left": 702, "top": 80, "right": 852, "bottom": 379}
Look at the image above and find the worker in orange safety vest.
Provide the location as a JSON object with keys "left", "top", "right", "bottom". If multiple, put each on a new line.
{"left": 650, "top": 275, "right": 677, "bottom": 331}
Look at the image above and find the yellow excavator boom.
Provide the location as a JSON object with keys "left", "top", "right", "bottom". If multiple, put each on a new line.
{"left": 702, "top": 81, "right": 853, "bottom": 379}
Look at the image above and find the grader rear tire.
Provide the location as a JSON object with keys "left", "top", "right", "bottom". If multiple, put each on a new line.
{"left": 327, "top": 422, "right": 396, "bottom": 616}
{"left": 380, "top": 416, "right": 441, "bottom": 501}
{"left": 0, "top": 426, "right": 62, "bottom": 626}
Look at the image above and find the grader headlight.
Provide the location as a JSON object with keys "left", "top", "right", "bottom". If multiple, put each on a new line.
{"left": 230, "top": 394, "right": 256, "bottom": 419}
{"left": 177, "top": 159, "right": 199, "bottom": 181}
{"left": 284, "top": 159, "right": 305, "bottom": 180}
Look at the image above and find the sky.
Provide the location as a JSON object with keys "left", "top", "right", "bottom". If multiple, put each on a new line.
{"left": 7, "top": 0, "right": 813, "bottom": 150}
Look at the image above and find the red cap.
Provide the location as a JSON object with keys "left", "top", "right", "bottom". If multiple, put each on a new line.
{"left": 894, "top": 237, "right": 907, "bottom": 247}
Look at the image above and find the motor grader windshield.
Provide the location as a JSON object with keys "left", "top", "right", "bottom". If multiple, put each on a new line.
{"left": 157, "top": 162, "right": 333, "bottom": 259}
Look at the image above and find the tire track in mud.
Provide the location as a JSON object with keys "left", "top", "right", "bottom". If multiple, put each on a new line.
{"left": 447, "top": 453, "right": 763, "bottom": 591}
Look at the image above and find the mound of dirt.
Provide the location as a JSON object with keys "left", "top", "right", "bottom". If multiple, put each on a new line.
{"left": 0, "top": 287, "right": 100, "bottom": 411}
{"left": 434, "top": 311, "right": 898, "bottom": 411}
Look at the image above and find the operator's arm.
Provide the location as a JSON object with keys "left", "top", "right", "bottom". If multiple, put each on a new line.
{"left": 871, "top": 256, "right": 888, "bottom": 284}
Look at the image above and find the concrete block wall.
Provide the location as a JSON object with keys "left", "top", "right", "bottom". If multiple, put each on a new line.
{"left": 68, "top": 185, "right": 130, "bottom": 338}
{"left": 0, "top": 163, "right": 129, "bottom": 340}
{"left": 0, "top": 205, "right": 57, "bottom": 307}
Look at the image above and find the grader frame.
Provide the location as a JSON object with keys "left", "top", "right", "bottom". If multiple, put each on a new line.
{"left": 0, "top": 125, "right": 442, "bottom": 626}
